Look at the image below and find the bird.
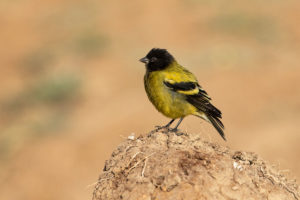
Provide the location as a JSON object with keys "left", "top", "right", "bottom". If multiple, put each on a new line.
{"left": 139, "top": 48, "right": 226, "bottom": 140}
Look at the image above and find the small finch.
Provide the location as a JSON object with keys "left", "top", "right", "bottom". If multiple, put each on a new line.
{"left": 140, "top": 48, "right": 225, "bottom": 140}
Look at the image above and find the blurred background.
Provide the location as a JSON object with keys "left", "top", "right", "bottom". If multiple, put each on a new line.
{"left": 0, "top": 0, "right": 299, "bottom": 199}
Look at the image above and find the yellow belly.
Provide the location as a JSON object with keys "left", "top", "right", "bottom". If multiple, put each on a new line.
{"left": 144, "top": 72, "right": 198, "bottom": 119}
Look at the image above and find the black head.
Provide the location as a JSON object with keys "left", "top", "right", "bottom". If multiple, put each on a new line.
{"left": 139, "top": 48, "right": 175, "bottom": 71}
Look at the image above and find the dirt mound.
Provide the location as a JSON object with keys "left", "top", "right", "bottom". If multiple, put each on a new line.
{"left": 93, "top": 129, "right": 299, "bottom": 200}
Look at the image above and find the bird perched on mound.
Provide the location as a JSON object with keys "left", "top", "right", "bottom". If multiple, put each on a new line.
{"left": 140, "top": 48, "right": 226, "bottom": 140}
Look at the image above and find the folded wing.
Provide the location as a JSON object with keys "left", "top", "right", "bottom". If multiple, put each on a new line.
{"left": 164, "top": 78, "right": 225, "bottom": 140}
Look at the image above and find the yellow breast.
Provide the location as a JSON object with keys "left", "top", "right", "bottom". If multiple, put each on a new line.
{"left": 144, "top": 70, "right": 197, "bottom": 119}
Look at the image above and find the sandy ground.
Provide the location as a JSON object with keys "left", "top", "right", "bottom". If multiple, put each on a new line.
{"left": 0, "top": 0, "right": 299, "bottom": 199}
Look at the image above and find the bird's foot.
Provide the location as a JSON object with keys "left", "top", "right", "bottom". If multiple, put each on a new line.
{"left": 154, "top": 125, "right": 163, "bottom": 129}
{"left": 155, "top": 125, "right": 170, "bottom": 130}
{"left": 170, "top": 127, "right": 178, "bottom": 132}
{"left": 170, "top": 128, "right": 185, "bottom": 136}
{"left": 153, "top": 124, "right": 185, "bottom": 136}
{"left": 153, "top": 125, "right": 172, "bottom": 135}
{"left": 155, "top": 119, "right": 175, "bottom": 131}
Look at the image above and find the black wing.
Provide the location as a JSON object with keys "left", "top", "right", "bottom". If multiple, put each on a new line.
{"left": 164, "top": 81, "right": 196, "bottom": 91}
{"left": 163, "top": 80, "right": 211, "bottom": 99}
{"left": 164, "top": 80, "right": 225, "bottom": 140}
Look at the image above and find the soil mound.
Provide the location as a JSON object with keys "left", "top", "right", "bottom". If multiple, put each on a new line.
{"left": 93, "top": 129, "right": 299, "bottom": 200}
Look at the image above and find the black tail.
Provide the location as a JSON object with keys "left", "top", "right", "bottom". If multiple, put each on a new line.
{"left": 186, "top": 92, "right": 226, "bottom": 140}
{"left": 206, "top": 115, "right": 226, "bottom": 141}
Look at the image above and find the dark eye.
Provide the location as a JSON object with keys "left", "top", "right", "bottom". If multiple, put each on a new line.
{"left": 151, "top": 57, "right": 157, "bottom": 62}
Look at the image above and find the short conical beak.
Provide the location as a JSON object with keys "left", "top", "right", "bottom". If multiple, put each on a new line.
{"left": 139, "top": 57, "right": 149, "bottom": 64}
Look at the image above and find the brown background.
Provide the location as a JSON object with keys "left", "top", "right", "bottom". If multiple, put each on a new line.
{"left": 0, "top": 0, "right": 299, "bottom": 200}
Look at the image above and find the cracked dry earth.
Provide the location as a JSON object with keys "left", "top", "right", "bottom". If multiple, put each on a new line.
{"left": 93, "top": 129, "right": 299, "bottom": 200}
